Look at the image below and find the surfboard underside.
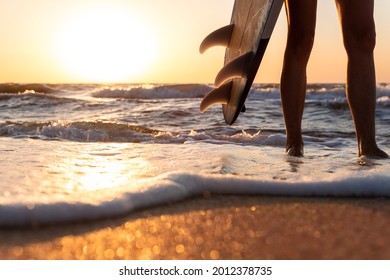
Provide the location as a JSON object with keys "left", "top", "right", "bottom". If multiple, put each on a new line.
{"left": 199, "top": 0, "right": 283, "bottom": 125}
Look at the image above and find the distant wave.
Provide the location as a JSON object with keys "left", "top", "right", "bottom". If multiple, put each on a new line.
{"left": 92, "top": 84, "right": 213, "bottom": 99}
{"left": 0, "top": 92, "right": 79, "bottom": 109}
{"left": 377, "top": 96, "right": 390, "bottom": 107}
{"left": 0, "top": 83, "right": 59, "bottom": 94}
{"left": 90, "top": 83, "right": 390, "bottom": 102}
{"left": 1, "top": 171, "right": 389, "bottom": 227}
{"left": 2, "top": 83, "right": 390, "bottom": 103}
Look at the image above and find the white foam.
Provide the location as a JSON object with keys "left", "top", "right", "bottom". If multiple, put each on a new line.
{"left": 377, "top": 96, "right": 390, "bottom": 107}
{"left": 1, "top": 172, "right": 389, "bottom": 227}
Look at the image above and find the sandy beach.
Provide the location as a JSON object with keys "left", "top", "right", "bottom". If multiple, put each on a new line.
{"left": 0, "top": 195, "right": 389, "bottom": 260}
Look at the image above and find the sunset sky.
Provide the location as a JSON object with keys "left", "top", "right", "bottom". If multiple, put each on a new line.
{"left": 1, "top": 0, "right": 390, "bottom": 84}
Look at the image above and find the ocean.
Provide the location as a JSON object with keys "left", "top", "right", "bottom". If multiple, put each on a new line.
{"left": 0, "top": 83, "right": 389, "bottom": 227}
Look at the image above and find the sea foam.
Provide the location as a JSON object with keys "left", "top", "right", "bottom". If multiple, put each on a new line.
{"left": 1, "top": 171, "right": 389, "bottom": 227}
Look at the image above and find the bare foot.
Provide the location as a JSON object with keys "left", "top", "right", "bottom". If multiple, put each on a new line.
{"left": 286, "top": 143, "right": 304, "bottom": 157}
{"left": 360, "top": 146, "right": 389, "bottom": 159}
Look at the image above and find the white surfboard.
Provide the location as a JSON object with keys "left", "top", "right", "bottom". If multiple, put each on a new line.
{"left": 199, "top": 0, "right": 284, "bottom": 125}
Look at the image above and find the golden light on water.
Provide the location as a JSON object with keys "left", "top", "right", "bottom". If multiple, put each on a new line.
{"left": 64, "top": 160, "right": 128, "bottom": 192}
{"left": 70, "top": 158, "right": 152, "bottom": 192}
{"left": 50, "top": 145, "right": 154, "bottom": 192}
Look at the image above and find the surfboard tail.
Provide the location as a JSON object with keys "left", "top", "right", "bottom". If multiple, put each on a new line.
{"left": 198, "top": 0, "right": 284, "bottom": 125}
{"left": 200, "top": 81, "right": 232, "bottom": 113}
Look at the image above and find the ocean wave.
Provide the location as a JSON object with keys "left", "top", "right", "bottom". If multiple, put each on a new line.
{"left": 0, "top": 121, "right": 288, "bottom": 147}
{"left": 0, "top": 121, "right": 367, "bottom": 149}
{"left": 3, "top": 83, "right": 390, "bottom": 102}
{"left": 377, "top": 96, "right": 390, "bottom": 107}
{"left": 92, "top": 83, "right": 390, "bottom": 105}
{"left": 1, "top": 171, "right": 389, "bottom": 227}
{"left": 92, "top": 84, "right": 213, "bottom": 99}
{"left": 0, "top": 121, "right": 163, "bottom": 142}
{"left": 0, "top": 83, "right": 59, "bottom": 94}
{"left": 0, "top": 92, "right": 79, "bottom": 109}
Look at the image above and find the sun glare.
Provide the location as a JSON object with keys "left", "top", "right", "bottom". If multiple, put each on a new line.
{"left": 56, "top": 5, "right": 157, "bottom": 83}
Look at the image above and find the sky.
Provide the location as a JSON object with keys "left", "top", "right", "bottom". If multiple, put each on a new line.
{"left": 1, "top": 0, "right": 390, "bottom": 84}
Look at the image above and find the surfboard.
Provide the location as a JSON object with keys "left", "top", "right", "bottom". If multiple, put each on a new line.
{"left": 199, "top": 0, "right": 284, "bottom": 125}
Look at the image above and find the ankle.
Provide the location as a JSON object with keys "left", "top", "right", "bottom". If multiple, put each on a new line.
{"left": 286, "top": 139, "right": 304, "bottom": 157}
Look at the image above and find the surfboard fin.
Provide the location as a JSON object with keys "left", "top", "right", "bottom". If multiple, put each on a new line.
{"left": 241, "top": 105, "right": 246, "bottom": 113}
{"left": 200, "top": 81, "right": 233, "bottom": 113}
{"left": 215, "top": 51, "right": 253, "bottom": 87}
{"left": 199, "top": 24, "right": 234, "bottom": 54}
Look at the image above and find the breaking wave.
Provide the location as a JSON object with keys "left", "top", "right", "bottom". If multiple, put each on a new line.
{"left": 0, "top": 121, "right": 288, "bottom": 146}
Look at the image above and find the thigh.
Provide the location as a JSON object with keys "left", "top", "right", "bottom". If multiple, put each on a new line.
{"left": 285, "top": 0, "right": 317, "bottom": 35}
{"left": 335, "top": 0, "right": 375, "bottom": 49}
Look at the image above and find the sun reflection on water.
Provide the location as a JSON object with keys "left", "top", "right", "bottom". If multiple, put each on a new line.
{"left": 49, "top": 144, "right": 154, "bottom": 192}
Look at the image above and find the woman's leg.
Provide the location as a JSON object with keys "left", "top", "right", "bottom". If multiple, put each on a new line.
{"left": 281, "top": 0, "right": 317, "bottom": 156}
{"left": 335, "top": 0, "right": 388, "bottom": 158}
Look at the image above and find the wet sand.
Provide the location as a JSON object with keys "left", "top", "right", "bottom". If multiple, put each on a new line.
{"left": 0, "top": 195, "right": 389, "bottom": 259}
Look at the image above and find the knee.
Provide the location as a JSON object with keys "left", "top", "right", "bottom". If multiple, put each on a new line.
{"left": 285, "top": 28, "right": 315, "bottom": 61}
{"left": 343, "top": 23, "right": 376, "bottom": 55}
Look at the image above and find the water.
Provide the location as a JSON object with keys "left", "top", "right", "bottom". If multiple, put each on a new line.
{"left": 0, "top": 83, "right": 389, "bottom": 227}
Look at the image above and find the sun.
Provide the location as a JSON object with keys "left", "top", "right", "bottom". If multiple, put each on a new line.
{"left": 56, "top": 5, "right": 157, "bottom": 83}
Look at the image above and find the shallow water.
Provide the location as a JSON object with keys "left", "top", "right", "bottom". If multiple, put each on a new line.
{"left": 0, "top": 83, "right": 389, "bottom": 226}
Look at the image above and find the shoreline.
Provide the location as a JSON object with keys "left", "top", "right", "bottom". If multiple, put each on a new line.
{"left": 0, "top": 195, "right": 389, "bottom": 260}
